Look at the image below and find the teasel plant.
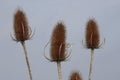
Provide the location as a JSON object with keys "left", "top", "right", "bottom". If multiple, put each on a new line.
{"left": 84, "top": 18, "right": 104, "bottom": 80}
{"left": 11, "top": 9, "right": 33, "bottom": 80}
{"left": 69, "top": 71, "right": 82, "bottom": 80}
{"left": 44, "top": 22, "right": 72, "bottom": 80}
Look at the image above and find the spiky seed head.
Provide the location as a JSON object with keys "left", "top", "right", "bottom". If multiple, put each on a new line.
{"left": 69, "top": 72, "right": 82, "bottom": 80}
{"left": 85, "top": 19, "right": 100, "bottom": 50}
{"left": 13, "top": 9, "right": 31, "bottom": 42}
{"left": 50, "top": 22, "right": 66, "bottom": 62}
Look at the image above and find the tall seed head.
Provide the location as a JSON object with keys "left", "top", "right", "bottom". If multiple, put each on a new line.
{"left": 85, "top": 19, "right": 100, "bottom": 49}
{"left": 69, "top": 72, "right": 82, "bottom": 80}
{"left": 50, "top": 22, "right": 66, "bottom": 62}
{"left": 13, "top": 9, "right": 31, "bottom": 42}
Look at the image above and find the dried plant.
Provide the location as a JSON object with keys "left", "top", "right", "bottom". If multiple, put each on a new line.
{"left": 12, "top": 9, "right": 33, "bottom": 80}
{"left": 69, "top": 71, "right": 82, "bottom": 80}
{"left": 44, "top": 22, "right": 72, "bottom": 80}
{"left": 85, "top": 18, "right": 101, "bottom": 80}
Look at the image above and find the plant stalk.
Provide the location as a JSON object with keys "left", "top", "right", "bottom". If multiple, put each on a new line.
{"left": 57, "top": 61, "right": 62, "bottom": 80}
{"left": 21, "top": 42, "right": 33, "bottom": 80}
{"left": 89, "top": 49, "right": 94, "bottom": 80}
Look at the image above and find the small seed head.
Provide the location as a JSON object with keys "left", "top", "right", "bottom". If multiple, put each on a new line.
{"left": 85, "top": 19, "right": 100, "bottom": 49}
{"left": 50, "top": 22, "right": 66, "bottom": 62}
{"left": 69, "top": 71, "right": 82, "bottom": 80}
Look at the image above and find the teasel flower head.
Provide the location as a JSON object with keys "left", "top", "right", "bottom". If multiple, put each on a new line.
{"left": 12, "top": 9, "right": 32, "bottom": 43}
{"left": 85, "top": 19, "right": 100, "bottom": 50}
{"left": 69, "top": 71, "right": 82, "bottom": 80}
{"left": 44, "top": 22, "right": 72, "bottom": 62}
{"left": 50, "top": 22, "right": 66, "bottom": 62}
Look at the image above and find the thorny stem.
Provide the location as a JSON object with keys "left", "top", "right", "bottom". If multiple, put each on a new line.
{"left": 57, "top": 61, "right": 62, "bottom": 80}
{"left": 89, "top": 49, "right": 94, "bottom": 80}
{"left": 21, "top": 42, "right": 33, "bottom": 80}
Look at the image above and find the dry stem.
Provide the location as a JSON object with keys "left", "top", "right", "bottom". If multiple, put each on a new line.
{"left": 89, "top": 49, "right": 94, "bottom": 80}
{"left": 21, "top": 42, "right": 33, "bottom": 80}
{"left": 57, "top": 61, "right": 62, "bottom": 80}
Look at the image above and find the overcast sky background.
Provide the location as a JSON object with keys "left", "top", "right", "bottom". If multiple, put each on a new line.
{"left": 0, "top": 0, "right": 120, "bottom": 80}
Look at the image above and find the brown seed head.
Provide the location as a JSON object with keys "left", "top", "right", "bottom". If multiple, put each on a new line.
{"left": 50, "top": 22, "right": 66, "bottom": 62}
{"left": 85, "top": 19, "right": 100, "bottom": 49}
{"left": 69, "top": 72, "right": 82, "bottom": 80}
{"left": 13, "top": 9, "right": 31, "bottom": 42}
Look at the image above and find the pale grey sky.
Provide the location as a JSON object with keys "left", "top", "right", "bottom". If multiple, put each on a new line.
{"left": 0, "top": 0, "right": 120, "bottom": 80}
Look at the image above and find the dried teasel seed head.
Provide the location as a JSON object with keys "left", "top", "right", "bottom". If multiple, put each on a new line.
{"left": 13, "top": 9, "right": 31, "bottom": 42}
{"left": 50, "top": 22, "right": 66, "bottom": 62}
{"left": 85, "top": 19, "right": 100, "bottom": 50}
{"left": 69, "top": 71, "right": 82, "bottom": 80}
